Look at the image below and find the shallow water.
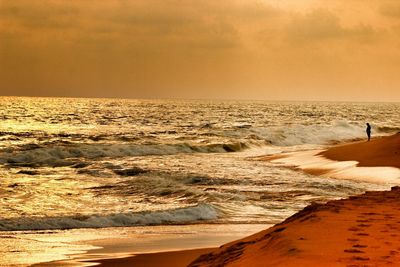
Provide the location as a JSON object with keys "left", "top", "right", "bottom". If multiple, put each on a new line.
{"left": 0, "top": 97, "right": 399, "bottom": 265}
{"left": 0, "top": 224, "right": 268, "bottom": 267}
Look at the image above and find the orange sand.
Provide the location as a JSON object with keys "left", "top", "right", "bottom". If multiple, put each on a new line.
{"left": 321, "top": 133, "right": 400, "bottom": 168}
{"left": 189, "top": 134, "right": 400, "bottom": 266}
{"left": 189, "top": 187, "right": 400, "bottom": 266}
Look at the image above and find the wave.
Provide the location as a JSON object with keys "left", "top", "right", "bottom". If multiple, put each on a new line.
{"left": 250, "top": 121, "right": 380, "bottom": 146}
{"left": 0, "top": 204, "right": 218, "bottom": 231}
{"left": 1, "top": 121, "right": 396, "bottom": 167}
{"left": 0, "top": 142, "right": 248, "bottom": 167}
{"left": 377, "top": 126, "right": 400, "bottom": 133}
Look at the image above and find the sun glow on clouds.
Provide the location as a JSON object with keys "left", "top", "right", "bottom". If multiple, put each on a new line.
{"left": 0, "top": 0, "right": 400, "bottom": 101}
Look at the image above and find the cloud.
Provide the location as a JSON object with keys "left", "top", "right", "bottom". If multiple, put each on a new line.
{"left": 0, "top": 1, "right": 79, "bottom": 29}
{"left": 285, "top": 9, "right": 376, "bottom": 44}
{"left": 86, "top": 1, "right": 279, "bottom": 50}
{"left": 0, "top": 0, "right": 400, "bottom": 101}
{"left": 380, "top": 4, "right": 400, "bottom": 18}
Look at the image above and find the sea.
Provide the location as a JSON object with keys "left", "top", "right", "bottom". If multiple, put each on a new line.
{"left": 0, "top": 97, "right": 399, "bottom": 266}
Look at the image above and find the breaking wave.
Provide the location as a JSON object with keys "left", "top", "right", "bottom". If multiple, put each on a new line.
{"left": 377, "top": 126, "right": 400, "bottom": 133}
{"left": 249, "top": 121, "right": 373, "bottom": 146}
{"left": 0, "top": 204, "right": 218, "bottom": 231}
{"left": 0, "top": 121, "right": 397, "bottom": 167}
{"left": 0, "top": 142, "right": 248, "bottom": 167}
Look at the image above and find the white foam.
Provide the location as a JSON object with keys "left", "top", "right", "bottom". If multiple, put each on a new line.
{"left": 253, "top": 120, "right": 368, "bottom": 146}
{"left": 0, "top": 204, "right": 218, "bottom": 231}
{"left": 0, "top": 142, "right": 248, "bottom": 166}
{"left": 270, "top": 150, "right": 400, "bottom": 184}
{"left": 1, "top": 121, "right": 395, "bottom": 167}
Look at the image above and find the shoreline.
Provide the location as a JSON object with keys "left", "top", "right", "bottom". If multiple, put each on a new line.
{"left": 320, "top": 133, "right": 400, "bottom": 168}
{"left": 87, "top": 248, "right": 215, "bottom": 267}
{"left": 189, "top": 133, "right": 400, "bottom": 266}
{"left": 36, "top": 134, "right": 400, "bottom": 267}
{"left": 34, "top": 224, "right": 268, "bottom": 267}
{"left": 264, "top": 133, "right": 400, "bottom": 184}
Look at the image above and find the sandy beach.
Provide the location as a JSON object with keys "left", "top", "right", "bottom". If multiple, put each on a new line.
{"left": 190, "top": 186, "right": 400, "bottom": 266}
{"left": 188, "top": 134, "right": 400, "bottom": 266}
{"left": 2, "top": 1, "right": 400, "bottom": 265}
{"left": 89, "top": 134, "right": 400, "bottom": 267}
{"left": 321, "top": 133, "right": 400, "bottom": 168}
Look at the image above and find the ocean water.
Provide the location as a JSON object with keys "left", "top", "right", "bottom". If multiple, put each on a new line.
{"left": 0, "top": 97, "right": 399, "bottom": 265}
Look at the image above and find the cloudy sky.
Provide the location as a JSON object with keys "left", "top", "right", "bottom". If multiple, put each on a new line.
{"left": 1, "top": 0, "right": 400, "bottom": 101}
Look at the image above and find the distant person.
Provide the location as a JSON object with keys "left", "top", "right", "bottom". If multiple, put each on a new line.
{"left": 366, "top": 123, "right": 371, "bottom": 141}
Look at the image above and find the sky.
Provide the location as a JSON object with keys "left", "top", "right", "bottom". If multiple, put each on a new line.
{"left": 1, "top": 0, "right": 400, "bottom": 102}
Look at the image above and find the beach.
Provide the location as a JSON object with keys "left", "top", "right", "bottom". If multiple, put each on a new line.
{"left": 3, "top": 0, "right": 400, "bottom": 265}
{"left": 190, "top": 186, "right": 400, "bottom": 266}
{"left": 189, "top": 133, "right": 400, "bottom": 266}
{"left": 82, "top": 134, "right": 400, "bottom": 266}
{"left": 320, "top": 133, "right": 400, "bottom": 168}
{"left": 1, "top": 98, "right": 399, "bottom": 266}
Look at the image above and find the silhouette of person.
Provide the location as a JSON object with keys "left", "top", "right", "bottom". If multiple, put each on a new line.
{"left": 366, "top": 123, "right": 371, "bottom": 141}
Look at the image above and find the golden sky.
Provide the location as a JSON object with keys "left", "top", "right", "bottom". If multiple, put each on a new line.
{"left": 1, "top": 0, "right": 400, "bottom": 101}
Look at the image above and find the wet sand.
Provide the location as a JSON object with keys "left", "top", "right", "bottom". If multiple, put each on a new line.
{"left": 262, "top": 133, "right": 400, "bottom": 184}
{"left": 89, "top": 248, "right": 214, "bottom": 267}
{"left": 35, "top": 224, "right": 268, "bottom": 267}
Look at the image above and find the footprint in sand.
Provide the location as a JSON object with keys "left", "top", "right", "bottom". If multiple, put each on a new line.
{"left": 355, "top": 233, "right": 369, "bottom": 236}
{"left": 356, "top": 219, "right": 371, "bottom": 223}
{"left": 352, "top": 256, "right": 370, "bottom": 261}
{"left": 352, "top": 244, "right": 368, "bottom": 248}
{"left": 347, "top": 225, "right": 371, "bottom": 241}
{"left": 344, "top": 249, "right": 365, "bottom": 253}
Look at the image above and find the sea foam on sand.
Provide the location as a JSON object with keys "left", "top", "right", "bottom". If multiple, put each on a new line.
{"left": 265, "top": 133, "right": 400, "bottom": 184}
{"left": 268, "top": 149, "right": 400, "bottom": 184}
